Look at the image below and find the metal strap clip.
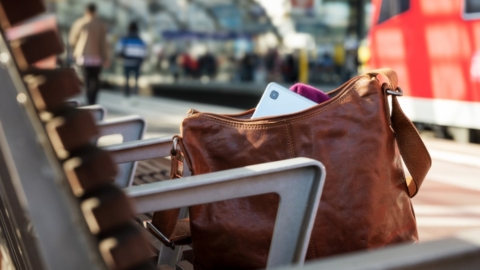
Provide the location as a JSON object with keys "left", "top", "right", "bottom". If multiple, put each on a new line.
{"left": 386, "top": 87, "right": 404, "bottom": 96}
{"left": 170, "top": 136, "right": 184, "bottom": 179}
{"left": 171, "top": 136, "right": 179, "bottom": 155}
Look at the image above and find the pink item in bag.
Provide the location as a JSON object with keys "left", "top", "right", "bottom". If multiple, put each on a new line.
{"left": 290, "top": 83, "right": 330, "bottom": 104}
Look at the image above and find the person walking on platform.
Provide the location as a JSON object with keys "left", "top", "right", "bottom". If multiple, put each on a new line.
{"left": 115, "top": 22, "right": 147, "bottom": 98}
{"left": 69, "top": 3, "right": 109, "bottom": 105}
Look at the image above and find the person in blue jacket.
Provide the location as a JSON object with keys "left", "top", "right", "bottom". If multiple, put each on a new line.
{"left": 116, "top": 22, "right": 147, "bottom": 97}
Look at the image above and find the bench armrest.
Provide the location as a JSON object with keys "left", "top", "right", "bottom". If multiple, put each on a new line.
{"left": 104, "top": 137, "right": 172, "bottom": 164}
{"left": 97, "top": 115, "right": 146, "bottom": 142}
{"left": 96, "top": 115, "right": 146, "bottom": 187}
{"left": 79, "top": 105, "right": 106, "bottom": 122}
{"left": 124, "top": 157, "right": 326, "bottom": 269}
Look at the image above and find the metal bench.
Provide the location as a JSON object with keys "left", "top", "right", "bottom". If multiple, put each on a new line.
{"left": 277, "top": 229, "right": 480, "bottom": 270}
{"left": 110, "top": 141, "right": 478, "bottom": 270}
{"left": 79, "top": 104, "right": 107, "bottom": 122}
{"left": 0, "top": 10, "right": 328, "bottom": 269}
{"left": 2, "top": 1, "right": 479, "bottom": 269}
{"left": 76, "top": 103, "right": 149, "bottom": 187}
{"left": 103, "top": 123, "right": 333, "bottom": 269}
{"left": 96, "top": 115, "right": 146, "bottom": 187}
{"left": 125, "top": 157, "right": 325, "bottom": 269}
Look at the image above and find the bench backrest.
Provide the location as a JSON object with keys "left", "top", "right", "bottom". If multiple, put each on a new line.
{"left": 0, "top": 2, "right": 154, "bottom": 269}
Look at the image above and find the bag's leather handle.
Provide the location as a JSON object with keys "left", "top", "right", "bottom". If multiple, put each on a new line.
{"left": 367, "top": 68, "right": 432, "bottom": 197}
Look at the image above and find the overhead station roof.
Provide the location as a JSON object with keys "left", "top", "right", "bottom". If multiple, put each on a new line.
{"left": 51, "top": 0, "right": 275, "bottom": 37}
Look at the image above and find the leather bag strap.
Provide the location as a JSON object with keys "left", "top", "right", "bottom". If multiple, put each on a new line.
{"left": 149, "top": 136, "right": 185, "bottom": 246}
{"left": 367, "top": 68, "right": 432, "bottom": 197}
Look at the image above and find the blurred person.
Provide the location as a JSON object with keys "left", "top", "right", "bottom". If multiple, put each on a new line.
{"left": 319, "top": 52, "right": 334, "bottom": 82}
{"left": 344, "top": 50, "right": 359, "bottom": 81}
{"left": 264, "top": 48, "right": 281, "bottom": 82}
{"left": 69, "top": 3, "right": 109, "bottom": 105}
{"left": 240, "top": 52, "right": 259, "bottom": 82}
{"left": 198, "top": 50, "right": 217, "bottom": 80}
{"left": 115, "top": 22, "right": 147, "bottom": 98}
{"left": 152, "top": 43, "right": 164, "bottom": 71}
{"left": 281, "top": 53, "right": 298, "bottom": 83}
{"left": 254, "top": 57, "right": 266, "bottom": 84}
{"left": 169, "top": 51, "right": 180, "bottom": 81}
{"left": 180, "top": 51, "right": 198, "bottom": 79}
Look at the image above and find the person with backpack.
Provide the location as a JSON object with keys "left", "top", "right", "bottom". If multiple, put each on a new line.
{"left": 115, "top": 22, "right": 147, "bottom": 98}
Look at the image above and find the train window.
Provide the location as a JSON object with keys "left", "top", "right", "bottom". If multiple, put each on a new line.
{"left": 377, "top": 0, "right": 410, "bottom": 24}
{"left": 463, "top": 0, "right": 480, "bottom": 20}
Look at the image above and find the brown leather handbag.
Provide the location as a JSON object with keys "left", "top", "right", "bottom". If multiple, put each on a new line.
{"left": 157, "top": 68, "right": 431, "bottom": 270}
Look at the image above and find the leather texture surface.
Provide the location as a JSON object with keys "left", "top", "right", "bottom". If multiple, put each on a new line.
{"left": 173, "top": 69, "right": 431, "bottom": 270}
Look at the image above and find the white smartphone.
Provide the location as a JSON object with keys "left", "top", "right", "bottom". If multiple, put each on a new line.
{"left": 251, "top": 82, "right": 316, "bottom": 119}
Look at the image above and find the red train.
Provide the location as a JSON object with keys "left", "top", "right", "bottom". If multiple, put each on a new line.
{"left": 368, "top": 0, "right": 480, "bottom": 142}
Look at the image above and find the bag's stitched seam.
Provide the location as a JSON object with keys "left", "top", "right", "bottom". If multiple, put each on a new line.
{"left": 285, "top": 122, "right": 296, "bottom": 158}
{"left": 197, "top": 117, "right": 286, "bottom": 129}
{"left": 199, "top": 90, "right": 351, "bottom": 129}
{"left": 289, "top": 78, "right": 365, "bottom": 121}
{"left": 198, "top": 77, "right": 370, "bottom": 129}
{"left": 289, "top": 92, "right": 351, "bottom": 123}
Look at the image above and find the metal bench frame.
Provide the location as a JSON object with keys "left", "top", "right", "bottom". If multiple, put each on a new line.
{"left": 96, "top": 115, "right": 146, "bottom": 187}
{"left": 278, "top": 229, "right": 480, "bottom": 270}
{"left": 125, "top": 158, "right": 326, "bottom": 269}
{"left": 106, "top": 137, "right": 330, "bottom": 268}
{"left": 105, "top": 137, "right": 172, "bottom": 165}
{"left": 79, "top": 104, "right": 106, "bottom": 122}
{"left": 0, "top": 31, "right": 105, "bottom": 270}
{"left": 77, "top": 104, "right": 148, "bottom": 187}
